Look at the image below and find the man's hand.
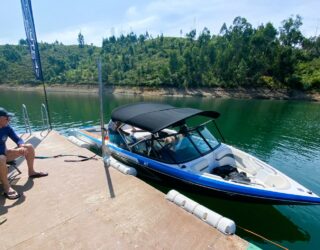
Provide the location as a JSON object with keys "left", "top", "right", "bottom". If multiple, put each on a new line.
{"left": 18, "top": 145, "right": 28, "bottom": 156}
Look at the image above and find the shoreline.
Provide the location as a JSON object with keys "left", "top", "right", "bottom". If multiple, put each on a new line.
{"left": 1, "top": 83, "right": 319, "bottom": 101}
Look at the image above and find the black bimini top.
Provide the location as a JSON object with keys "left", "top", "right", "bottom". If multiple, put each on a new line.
{"left": 111, "top": 102, "right": 220, "bottom": 133}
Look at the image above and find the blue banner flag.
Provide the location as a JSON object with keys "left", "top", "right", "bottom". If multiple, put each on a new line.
{"left": 20, "top": 0, "right": 43, "bottom": 81}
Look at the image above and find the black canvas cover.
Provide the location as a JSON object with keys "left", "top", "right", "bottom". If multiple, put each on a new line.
{"left": 111, "top": 102, "right": 220, "bottom": 133}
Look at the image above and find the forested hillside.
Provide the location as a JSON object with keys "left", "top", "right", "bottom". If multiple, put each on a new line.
{"left": 0, "top": 16, "right": 319, "bottom": 90}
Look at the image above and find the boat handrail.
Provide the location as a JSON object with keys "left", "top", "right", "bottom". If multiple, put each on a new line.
{"left": 40, "top": 103, "right": 50, "bottom": 136}
{"left": 190, "top": 119, "right": 213, "bottom": 130}
{"left": 203, "top": 172, "right": 266, "bottom": 188}
{"left": 229, "top": 178, "right": 267, "bottom": 188}
{"left": 22, "top": 104, "right": 32, "bottom": 135}
{"left": 128, "top": 137, "right": 147, "bottom": 149}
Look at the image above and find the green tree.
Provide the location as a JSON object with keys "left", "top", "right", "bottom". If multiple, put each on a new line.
{"left": 2, "top": 45, "right": 21, "bottom": 62}
{"left": 169, "top": 51, "right": 179, "bottom": 73}
{"left": 19, "top": 39, "right": 28, "bottom": 46}
{"left": 279, "top": 15, "right": 303, "bottom": 47}
{"left": 198, "top": 27, "right": 211, "bottom": 47}
{"left": 78, "top": 32, "right": 85, "bottom": 48}
{"left": 1, "top": 16, "right": 319, "bottom": 90}
{"left": 186, "top": 29, "right": 196, "bottom": 41}
{"left": 0, "top": 58, "right": 8, "bottom": 82}
{"left": 302, "top": 36, "right": 320, "bottom": 58}
{"left": 249, "top": 22, "right": 278, "bottom": 84}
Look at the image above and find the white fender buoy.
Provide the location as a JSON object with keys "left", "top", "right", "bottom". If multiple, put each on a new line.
{"left": 110, "top": 157, "right": 137, "bottom": 176}
{"left": 166, "top": 190, "right": 199, "bottom": 212}
{"left": 174, "top": 194, "right": 199, "bottom": 213}
{"left": 67, "top": 136, "right": 91, "bottom": 149}
{"left": 217, "top": 217, "right": 236, "bottom": 235}
{"left": 166, "top": 189, "right": 236, "bottom": 235}
{"left": 166, "top": 189, "right": 180, "bottom": 201}
{"left": 193, "top": 205, "right": 223, "bottom": 228}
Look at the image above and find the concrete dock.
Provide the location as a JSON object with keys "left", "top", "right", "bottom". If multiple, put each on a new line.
{"left": 1, "top": 131, "right": 250, "bottom": 249}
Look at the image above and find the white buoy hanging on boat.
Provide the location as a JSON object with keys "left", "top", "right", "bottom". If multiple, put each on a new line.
{"left": 67, "top": 136, "right": 91, "bottom": 149}
{"left": 166, "top": 190, "right": 236, "bottom": 235}
{"left": 110, "top": 157, "right": 137, "bottom": 176}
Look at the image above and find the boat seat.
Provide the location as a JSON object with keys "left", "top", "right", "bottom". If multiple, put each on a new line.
{"left": 215, "top": 146, "right": 258, "bottom": 176}
{"left": 123, "top": 127, "right": 151, "bottom": 141}
{"left": 193, "top": 159, "right": 209, "bottom": 172}
{"left": 215, "top": 147, "right": 236, "bottom": 167}
{"left": 161, "top": 129, "right": 176, "bottom": 135}
{"left": 233, "top": 156, "right": 258, "bottom": 176}
{"left": 255, "top": 170, "right": 290, "bottom": 190}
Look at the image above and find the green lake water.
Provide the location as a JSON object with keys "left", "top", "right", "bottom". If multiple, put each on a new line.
{"left": 1, "top": 89, "right": 320, "bottom": 249}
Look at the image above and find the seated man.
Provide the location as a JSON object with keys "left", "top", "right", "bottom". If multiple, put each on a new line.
{"left": 171, "top": 125, "right": 190, "bottom": 151}
{"left": 107, "top": 120, "right": 140, "bottom": 148}
{"left": 0, "top": 107, "right": 48, "bottom": 200}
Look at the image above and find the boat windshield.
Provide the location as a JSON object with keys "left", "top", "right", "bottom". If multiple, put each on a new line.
{"left": 136, "top": 126, "right": 221, "bottom": 164}
{"left": 196, "top": 126, "right": 220, "bottom": 149}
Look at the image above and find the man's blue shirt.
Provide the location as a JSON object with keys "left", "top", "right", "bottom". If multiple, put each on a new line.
{"left": 0, "top": 125, "right": 24, "bottom": 155}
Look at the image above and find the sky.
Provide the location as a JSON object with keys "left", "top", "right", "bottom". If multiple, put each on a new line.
{"left": 0, "top": 0, "right": 319, "bottom": 46}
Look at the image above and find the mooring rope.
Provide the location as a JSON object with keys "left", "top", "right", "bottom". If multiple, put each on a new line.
{"left": 35, "top": 154, "right": 97, "bottom": 162}
{"left": 237, "top": 225, "right": 289, "bottom": 250}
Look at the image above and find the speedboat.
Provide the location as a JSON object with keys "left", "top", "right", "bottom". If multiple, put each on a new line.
{"left": 71, "top": 102, "right": 320, "bottom": 205}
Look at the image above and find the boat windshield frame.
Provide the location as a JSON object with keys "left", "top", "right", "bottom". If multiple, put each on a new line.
{"left": 123, "top": 123, "right": 221, "bottom": 164}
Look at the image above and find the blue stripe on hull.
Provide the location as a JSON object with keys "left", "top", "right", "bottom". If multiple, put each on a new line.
{"left": 73, "top": 130, "right": 320, "bottom": 205}
{"left": 109, "top": 144, "right": 320, "bottom": 205}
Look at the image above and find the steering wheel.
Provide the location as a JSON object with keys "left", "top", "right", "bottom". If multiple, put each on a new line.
{"left": 163, "top": 142, "right": 174, "bottom": 150}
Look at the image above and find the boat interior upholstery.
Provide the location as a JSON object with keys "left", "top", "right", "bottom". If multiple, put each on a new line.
{"left": 117, "top": 124, "right": 291, "bottom": 190}
{"left": 211, "top": 145, "right": 291, "bottom": 189}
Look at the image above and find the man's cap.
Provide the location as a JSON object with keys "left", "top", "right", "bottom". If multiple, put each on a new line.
{"left": 0, "top": 107, "right": 14, "bottom": 117}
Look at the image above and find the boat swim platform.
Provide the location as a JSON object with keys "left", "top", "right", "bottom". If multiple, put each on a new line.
{"left": 0, "top": 130, "right": 250, "bottom": 250}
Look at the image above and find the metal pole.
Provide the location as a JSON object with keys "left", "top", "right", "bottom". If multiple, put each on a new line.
{"left": 42, "top": 81, "right": 53, "bottom": 130}
{"left": 213, "top": 120, "right": 225, "bottom": 143}
{"left": 98, "top": 58, "right": 110, "bottom": 166}
{"left": 20, "top": 0, "right": 52, "bottom": 130}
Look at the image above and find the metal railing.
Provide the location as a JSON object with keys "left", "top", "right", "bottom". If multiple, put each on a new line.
{"left": 21, "top": 104, "right": 51, "bottom": 136}
{"left": 22, "top": 104, "right": 32, "bottom": 135}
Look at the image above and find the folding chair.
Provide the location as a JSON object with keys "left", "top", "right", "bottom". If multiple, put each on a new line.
{"left": 7, "top": 160, "right": 22, "bottom": 175}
